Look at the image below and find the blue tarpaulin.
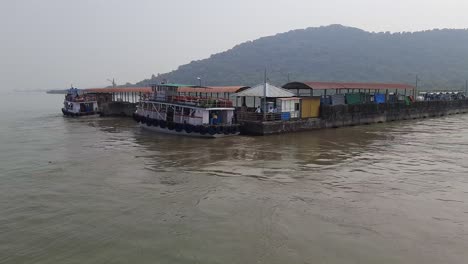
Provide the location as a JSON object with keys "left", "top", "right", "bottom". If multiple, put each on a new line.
{"left": 320, "top": 96, "right": 331, "bottom": 105}
{"left": 374, "top": 94, "right": 386, "bottom": 104}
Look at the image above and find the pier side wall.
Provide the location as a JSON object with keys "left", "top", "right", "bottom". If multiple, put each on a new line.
{"left": 240, "top": 100, "right": 468, "bottom": 135}
{"left": 99, "top": 102, "right": 137, "bottom": 117}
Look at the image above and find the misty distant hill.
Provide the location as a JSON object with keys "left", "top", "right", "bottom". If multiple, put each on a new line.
{"left": 135, "top": 25, "right": 468, "bottom": 90}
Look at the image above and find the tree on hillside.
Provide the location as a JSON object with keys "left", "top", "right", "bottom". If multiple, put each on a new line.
{"left": 133, "top": 25, "right": 468, "bottom": 90}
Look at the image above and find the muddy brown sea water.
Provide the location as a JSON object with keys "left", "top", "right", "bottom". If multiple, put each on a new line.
{"left": 0, "top": 92, "right": 467, "bottom": 263}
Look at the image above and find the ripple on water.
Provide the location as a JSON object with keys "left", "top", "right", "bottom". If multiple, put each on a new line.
{"left": 2, "top": 93, "right": 468, "bottom": 263}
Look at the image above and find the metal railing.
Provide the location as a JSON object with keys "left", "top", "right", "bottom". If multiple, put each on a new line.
{"left": 237, "top": 111, "right": 282, "bottom": 122}
{"left": 65, "top": 95, "right": 97, "bottom": 102}
{"left": 143, "top": 94, "right": 234, "bottom": 108}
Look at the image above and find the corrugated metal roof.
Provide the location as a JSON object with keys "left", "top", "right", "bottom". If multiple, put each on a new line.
{"left": 178, "top": 86, "right": 249, "bottom": 93}
{"left": 283, "top": 82, "right": 414, "bottom": 90}
{"left": 235, "top": 83, "right": 295, "bottom": 98}
{"left": 277, "top": 97, "right": 301, "bottom": 101}
{"left": 153, "top": 83, "right": 195, "bottom": 87}
{"left": 84, "top": 87, "right": 152, "bottom": 93}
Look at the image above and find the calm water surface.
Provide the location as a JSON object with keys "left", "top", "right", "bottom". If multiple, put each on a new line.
{"left": 1, "top": 92, "right": 467, "bottom": 263}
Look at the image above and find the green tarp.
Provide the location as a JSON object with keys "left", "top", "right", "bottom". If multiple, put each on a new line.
{"left": 345, "top": 93, "right": 363, "bottom": 105}
{"left": 404, "top": 96, "right": 411, "bottom": 105}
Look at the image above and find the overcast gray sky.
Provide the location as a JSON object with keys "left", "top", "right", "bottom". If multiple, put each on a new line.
{"left": 1, "top": 0, "right": 468, "bottom": 90}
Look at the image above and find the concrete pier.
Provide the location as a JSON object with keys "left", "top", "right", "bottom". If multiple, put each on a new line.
{"left": 240, "top": 100, "right": 468, "bottom": 135}
{"left": 99, "top": 102, "right": 137, "bottom": 117}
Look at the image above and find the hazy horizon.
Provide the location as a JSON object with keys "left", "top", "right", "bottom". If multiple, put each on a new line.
{"left": 2, "top": 0, "right": 468, "bottom": 90}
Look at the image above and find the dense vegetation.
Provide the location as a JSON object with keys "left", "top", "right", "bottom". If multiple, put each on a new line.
{"left": 135, "top": 25, "right": 468, "bottom": 90}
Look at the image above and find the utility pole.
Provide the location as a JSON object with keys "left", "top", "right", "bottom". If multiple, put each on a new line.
{"left": 263, "top": 68, "right": 267, "bottom": 121}
{"left": 462, "top": 79, "right": 468, "bottom": 95}
{"left": 107, "top": 78, "right": 116, "bottom": 88}
{"left": 415, "top": 75, "right": 419, "bottom": 98}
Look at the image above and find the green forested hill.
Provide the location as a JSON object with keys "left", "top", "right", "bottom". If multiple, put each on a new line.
{"left": 135, "top": 25, "right": 468, "bottom": 90}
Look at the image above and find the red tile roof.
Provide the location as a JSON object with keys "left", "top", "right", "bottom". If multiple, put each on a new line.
{"left": 84, "top": 86, "right": 248, "bottom": 94}
{"left": 178, "top": 86, "right": 249, "bottom": 93}
{"left": 283, "top": 82, "right": 414, "bottom": 90}
{"left": 84, "top": 87, "right": 152, "bottom": 93}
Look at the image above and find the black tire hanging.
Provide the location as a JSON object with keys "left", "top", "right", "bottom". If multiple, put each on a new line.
{"left": 175, "top": 123, "right": 183, "bottom": 132}
{"left": 199, "top": 126, "right": 207, "bottom": 135}
{"left": 168, "top": 122, "right": 175, "bottom": 130}
{"left": 208, "top": 126, "right": 216, "bottom": 135}
{"left": 185, "top": 124, "right": 193, "bottom": 133}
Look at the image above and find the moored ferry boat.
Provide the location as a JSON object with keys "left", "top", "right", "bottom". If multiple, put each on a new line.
{"left": 61, "top": 87, "right": 99, "bottom": 117}
{"left": 133, "top": 84, "right": 240, "bottom": 138}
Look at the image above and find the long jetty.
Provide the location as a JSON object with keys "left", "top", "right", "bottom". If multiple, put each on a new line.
{"left": 83, "top": 84, "right": 468, "bottom": 136}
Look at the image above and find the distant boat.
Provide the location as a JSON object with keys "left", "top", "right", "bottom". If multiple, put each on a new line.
{"left": 47, "top": 89, "right": 68, "bottom": 94}
{"left": 61, "top": 88, "right": 99, "bottom": 117}
{"left": 133, "top": 83, "right": 240, "bottom": 138}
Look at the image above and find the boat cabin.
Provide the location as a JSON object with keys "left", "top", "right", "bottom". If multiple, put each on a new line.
{"left": 62, "top": 88, "right": 98, "bottom": 116}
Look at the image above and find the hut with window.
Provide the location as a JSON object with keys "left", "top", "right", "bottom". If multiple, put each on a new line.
{"left": 235, "top": 83, "right": 300, "bottom": 121}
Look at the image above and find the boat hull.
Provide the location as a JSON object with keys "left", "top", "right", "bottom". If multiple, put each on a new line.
{"left": 62, "top": 108, "right": 99, "bottom": 117}
{"left": 139, "top": 123, "right": 239, "bottom": 138}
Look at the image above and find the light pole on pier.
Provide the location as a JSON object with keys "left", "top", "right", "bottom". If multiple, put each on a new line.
{"left": 465, "top": 80, "right": 468, "bottom": 95}
{"left": 414, "top": 74, "right": 421, "bottom": 97}
{"left": 107, "top": 78, "right": 116, "bottom": 88}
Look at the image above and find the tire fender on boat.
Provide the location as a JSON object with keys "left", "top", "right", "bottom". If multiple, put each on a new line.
{"left": 184, "top": 124, "right": 193, "bottom": 133}
{"left": 208, "top": 126, "right": 216, "bottom": 135}
{"left": 175, "top": 123, "right": 183, "bottom": 132}
{"left": 199, "top": 126, "right": 207, "bottom": 135}
{"left": 167, "top": 122, "right": 175, "bottom": 130}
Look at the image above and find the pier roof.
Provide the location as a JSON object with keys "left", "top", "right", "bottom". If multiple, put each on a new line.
{"left": 154, "top": 83, "right": 195, "bottom": 87}
{"left": 85, "top": 87, "right": 152, "bottom": 93}
{"left": 282, "top": 82, "right": 414, "bottom": 91}
{"left": 235, "top": 83, "right": 295, "bottom": 98}
{"left": 178, "top": 86, "right": 249, "bottom": 93}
